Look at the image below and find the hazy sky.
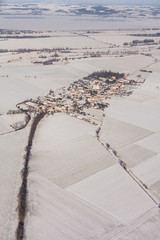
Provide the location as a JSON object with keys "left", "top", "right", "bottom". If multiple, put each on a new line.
{"left": 3, "top": 0, "right": 160, "bottom": 5}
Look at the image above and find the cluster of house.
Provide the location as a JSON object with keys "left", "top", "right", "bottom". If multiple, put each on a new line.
{"left": 16, "top": 75, "right": 136, "bottom": 125}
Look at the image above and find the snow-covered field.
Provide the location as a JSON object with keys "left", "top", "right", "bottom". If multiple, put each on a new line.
{"left": 89, "top": 30, "right": 160, "bottom": 46}
{"left": 67, "top": 164, "right": 155, "bottom": 223}
{"left": 0, "top": 116, "right": 13, "bottom": 134}
{"left": 31, "top": 114, "right": 114, "bottom": 187}
{"left": 32, "top": 132, "right": 115, "bottom": 188}
{"left": 32, "top": 114, "right": 96, "bottom": 151}
{"left": 25, "top": 114, "right": 121, "bottom": 240}
{"left": 0, "top": 126, "right": 30, "bottom": 240}
{"left": 0, "top": 35, "right": 107, "bottom": 50}
{"left": 26, "top": 174, "right": 121, "bottom": 240}
{"left": 100, "top": 72, "right": 160, "bottom": 205}
{"left": 100, "top": 116, "right": 152, "bottom": 150}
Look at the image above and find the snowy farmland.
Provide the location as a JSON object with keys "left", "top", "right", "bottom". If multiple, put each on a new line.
{"left": 100, "top": 72, "right": 160, "bottom": 206}
{"left": 67, "top": 164, "right": 155, "bottom": 223}
{"left": 0, "top": 126, "right": 30, "bottom": 240}
{"left": 26, "top": 174, "right": 121, "bottom": 240}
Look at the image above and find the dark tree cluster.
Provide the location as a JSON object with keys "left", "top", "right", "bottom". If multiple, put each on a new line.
{"left": 124, "top": 39, "right": 155, "bottom": 46}
{"left": 0, "top": 47, "right": 74, "bottom": 54}
{"left": 132, "top": 39, "right": 155, "bottom": 45}
{"left": 128, "top": 33, "right": 160, "bottom": 37}
{"left": 33, "top": 58, "right": 59, "bottom": 65}
{"left": 86, "top": 70, "right": 125, "bottom": 80}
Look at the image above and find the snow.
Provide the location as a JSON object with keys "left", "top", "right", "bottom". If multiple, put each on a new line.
{"left": 100, "top": 116, "right": 152, "bottom": 151}
{"left": 147, "top": 61, "right": 160, "bottom": 73}
{"left": 32, "top": 114, "right": 97, "bottom": 153}
{"left": 0, "top": 126, "right": 30, "bottom": 240}
{"left": 2, "top": 113, "right": 26, "bottom": 126}
{"left": 99, "top": 207, "right": 160, "bottom": 240}
{"left": 136, "top": 133, "right": 160, "bottom": 154}
{"left": 105, "top": 99, "right": 160, "bottom": 132}
{"left": 31, "top": 133, "right": 115, "bottom": 188}
{"left": 100, "top": 71, "right": 160, "bottom": 212}
{"left": 90, "top": 31, "right": 160, "bottom": 46}
{"left": 67, "top": 164, "right": 155, "bottom": 223}
{"left": 132, "top": 155, "right": 160, "bottom": 187}
{"left": 115, "top": 208, "right": 160, "bottom": 240}
{"left": 0, "top": 116, "right": 13, "bottom": 134}
{"left": 118, "top": 144, "right": 156, "bottom": 168}
{"left": 127, "top": 87, "right": 159, "bottom": 103}
{"left": 84, "top": 55, "right": 153, "bottom": 74}
{"left": 151, "top": 181, "right": 160, "bottom": 201}
{"left": 0, "top": 35, "right": 107, "bottom": 50}
{"left": 31, "top": 114, "right": 115, "bottom": 188}
{"left": 26, "top": 173, "right": 121, "bottom": 240}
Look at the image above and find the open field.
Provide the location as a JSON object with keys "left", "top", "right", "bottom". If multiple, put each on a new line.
{"left": 26, "top": 174, "right": 121, "bottom": 240}
{"left": 0, "top": 126, "right": 30, "bottom": 240}
{"left": 32, "top": 130, "right": 115, "bottom": 188}
{"left": 100, "top": 71, "right": 160, "bottom": 204}
{"left": 32, "top": 114, "right": 97, "bottom": 152}
{"left": 67, "top": 164, "right": 155, "bottom": 223}
{"left": 0, "top": 116, "right": 13, "bottom": 134}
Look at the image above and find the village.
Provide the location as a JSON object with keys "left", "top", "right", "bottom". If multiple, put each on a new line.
{"left": 15, "top": 70, "right": 138, "bottom": 126}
